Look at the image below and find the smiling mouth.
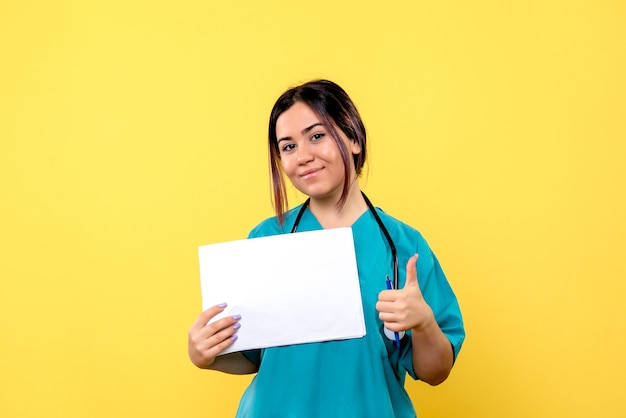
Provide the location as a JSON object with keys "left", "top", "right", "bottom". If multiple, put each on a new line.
{"left": 300, "top": 168, "right": 322, "bottom": 179}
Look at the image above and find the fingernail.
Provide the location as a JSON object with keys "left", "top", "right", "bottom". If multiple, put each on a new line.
{"left": 218, "top": 303, "right": 227, "bottom": 308}
{"left": 232, "top": 322, "right": 241, "bottom": 331}
{"left": 230, "top": 334, "right": 238, "bottom": 341}
{"left": 232, "top": 314, "right": 241, "bottom": 321}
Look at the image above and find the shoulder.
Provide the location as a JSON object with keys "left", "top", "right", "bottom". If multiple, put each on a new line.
{"left": 374, "top": 207, "right": 435, "bottom": 257}
{"left": 247, "top": 204, "right": 306, "bottom": 239}
{"left": 247, "top": 216, "right": 285, "bottom": 238}
{"left": 375, "top": 207, "right": 423, "bottom": 240}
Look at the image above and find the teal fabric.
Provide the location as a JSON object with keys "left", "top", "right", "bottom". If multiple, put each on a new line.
{"left": 236, "top": 204, "right": 465, "bottom": 418}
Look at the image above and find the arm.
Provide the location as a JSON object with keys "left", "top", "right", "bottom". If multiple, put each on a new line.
{"left": 207, "top": 352, "right": 259, "bottom": 375}
{"left": 376, "top": 254, "right": 454, "bottom": 385}
{"left": 408, "top": 296, "right": 454, "bottom": 385}
{"left": 187, "top": 304, "right": 259, "bottom": 375}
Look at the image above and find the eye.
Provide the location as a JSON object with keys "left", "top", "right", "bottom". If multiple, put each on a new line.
{"left": 281, "top": 143, "right": 296, "bottom": 153}
{"left": 311, "top": 133, "right": 325, "bottom": 141}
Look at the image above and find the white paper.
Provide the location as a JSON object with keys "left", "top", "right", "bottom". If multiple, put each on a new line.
{"left": 198, "top": 227, "right": 365, "bottom": 355}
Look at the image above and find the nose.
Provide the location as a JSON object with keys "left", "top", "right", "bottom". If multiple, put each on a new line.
{"left": 296, "top": 142, "right": 314, "bottom": 164}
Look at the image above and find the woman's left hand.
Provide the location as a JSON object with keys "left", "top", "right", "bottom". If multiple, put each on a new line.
{"left": 375, "top": 254, "right": 436, "bottom": 333}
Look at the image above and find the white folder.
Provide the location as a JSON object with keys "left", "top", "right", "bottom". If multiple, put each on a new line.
{"left": 198, "top": 227, "right": 366, "bottom": 355}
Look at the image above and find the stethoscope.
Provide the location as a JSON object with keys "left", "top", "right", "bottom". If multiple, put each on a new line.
{"left": 290, "top": 191, "right": 406, "bottom": 345}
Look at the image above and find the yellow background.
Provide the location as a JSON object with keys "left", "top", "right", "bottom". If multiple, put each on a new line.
{"left": 1, "top": 1, "right": 625, "bottom": 417}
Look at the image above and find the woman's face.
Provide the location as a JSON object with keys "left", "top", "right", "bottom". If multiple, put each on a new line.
{"left": 275, "top": 101, "right": 361, "bottom": 203}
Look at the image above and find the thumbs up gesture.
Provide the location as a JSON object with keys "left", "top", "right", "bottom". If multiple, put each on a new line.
{"left": 376, "top": 254, "right": 436, "bottom": 333}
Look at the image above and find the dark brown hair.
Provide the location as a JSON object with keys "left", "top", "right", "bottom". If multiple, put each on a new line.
{"left": 268, "top": 79, "right": 367, "bottom": 224}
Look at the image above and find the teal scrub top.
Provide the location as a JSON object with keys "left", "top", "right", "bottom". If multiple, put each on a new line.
{"left": 236, "top": 204, "right": 465, "bottom": 418}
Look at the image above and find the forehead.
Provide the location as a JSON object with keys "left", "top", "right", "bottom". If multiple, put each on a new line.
{"left": 275, "top": 102, "right": 322, "bottom": 138}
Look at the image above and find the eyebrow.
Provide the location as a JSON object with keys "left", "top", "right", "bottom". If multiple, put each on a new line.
{"left": 277, "top": 123, "right": 324, "bottom": 144}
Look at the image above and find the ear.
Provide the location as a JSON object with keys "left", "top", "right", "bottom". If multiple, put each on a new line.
{"left": 350, "top": 139, "right": 362, "bottom": 155}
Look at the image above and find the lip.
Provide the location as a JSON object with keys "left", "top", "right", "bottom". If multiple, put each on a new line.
{"left": 299, "top": 167, "right": 322, "bottom": 179}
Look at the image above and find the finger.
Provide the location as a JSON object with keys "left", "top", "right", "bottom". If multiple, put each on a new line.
{"left": 378, "top": 310, "right": 398, "bottom": 322}
{"left": 206, "top": 317, "right": 242, "bottom": 347}
{"left": 378, "top": 311, "right": 408, "bottom": 329}
{"left": 201, "top": 313, "right": 242, "bottom": 338}
{"left": 377, "top": 289, "right": 398, "bottom": 302}
{"left": 383, "top": 321, "right": 405, "bottom": 333}
{"left": 403, "top": 254, "right": 419, "bottom": 289}
{"left": 375, "top": 300, "right": 396, "bottom": 313}
{"left": 190, "top": 303, "right": 228, "bottom": 331}
{"left": 190, "top": 319, "right": 242, "bottom": 368}
{"left": 191, "top": 315, "right": 241, "bottom": 351}
{"left": 207, "top": 332, "right": 239, "bottom": 356}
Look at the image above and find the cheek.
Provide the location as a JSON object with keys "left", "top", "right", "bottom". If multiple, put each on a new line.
{"left": 319, "top": 143, "right": 338, "bottom": 161}
{"left": 280, "top": 156, "right": 295, "bottom": 175}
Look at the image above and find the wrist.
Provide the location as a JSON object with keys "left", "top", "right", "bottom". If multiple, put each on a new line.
{"left": 411, "top": 312, "right": 437, "bottom": 334}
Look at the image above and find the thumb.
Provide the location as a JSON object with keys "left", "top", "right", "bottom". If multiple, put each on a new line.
{"left": 403, "top": 254, "right": 419, "bottom": 289}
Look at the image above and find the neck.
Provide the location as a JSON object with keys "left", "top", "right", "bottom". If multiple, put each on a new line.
{"left": 308, "top": 179, "right": 367, "bottom": 229}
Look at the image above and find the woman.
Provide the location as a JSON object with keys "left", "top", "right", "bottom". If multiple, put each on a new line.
{"left": 188, "top": 80, "right": 465, "bottom": 417}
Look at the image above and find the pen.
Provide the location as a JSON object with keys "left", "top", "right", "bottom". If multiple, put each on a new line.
{"left": 386, "top": 275, "right": 401, "bottom": 348}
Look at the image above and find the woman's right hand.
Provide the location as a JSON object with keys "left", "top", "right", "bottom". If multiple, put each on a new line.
{"left": 187, "top": 303, "right": 241, "bottom": 369}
